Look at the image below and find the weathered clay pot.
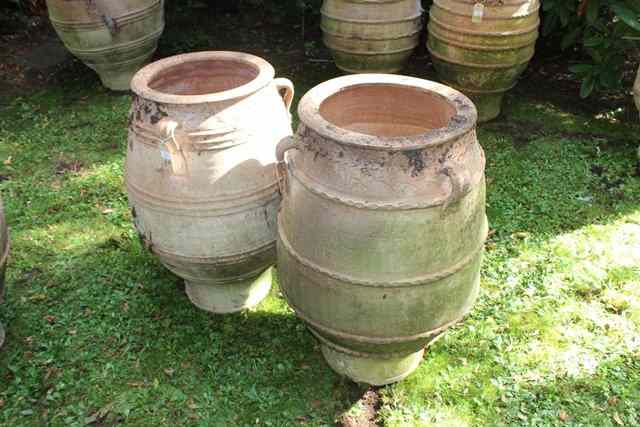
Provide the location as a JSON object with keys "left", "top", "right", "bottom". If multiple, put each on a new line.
{"left": 321, "top": 0, "right": 423, "bottom": 73}
{"left": 0, "top": 199, "right": 8, "bottom": 349}
{"left": 126, "top": 52, "right": 294, "bottom": 313}
{"left": 46, "top": 0, "right": 165, "bottom": 91}
{"left": 276, "top": 74, "right": 487, "bottom": 385}
{"left": 427, "top": 0, "right": 540, "bottom": 122}
{"left": 634, "top": 65, "right": 640, "bottom": 119}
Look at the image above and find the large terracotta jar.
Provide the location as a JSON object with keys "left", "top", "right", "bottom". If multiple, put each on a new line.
{"left": 126, "top": 52, "right": 294, "bottom": 313}
{"left": 0, "top": 199, "right": 8, "bottom": 349}
{"left": 276, "top": 74, "right": 487, "bottom": 385}
{"left": 46, "top": 0, "right": 165, "bottom": 91}
{"left": 428, "top": 0, "right": 540, "bottom": 122}
{"left": 321, "top": 0, "right": 423, "bottom": 73}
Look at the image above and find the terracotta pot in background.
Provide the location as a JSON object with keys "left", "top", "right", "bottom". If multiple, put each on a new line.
{"left": 46, "top": 0, "right": 165, "bottom": 91}
{"left": 126, "top": 51, "right": 294, "bottom": 314}
{"left": 276, "top": 74, "right": 487, "bottom": 385}
{"left": 321, "top": 0, "right": 423, "bottom": 73}
{"left": 428, "top": 0, "right": 540, "bottom": 122}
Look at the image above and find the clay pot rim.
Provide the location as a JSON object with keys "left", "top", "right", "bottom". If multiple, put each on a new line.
{"left": 298, "top": 74, "right": 477, "bottom": 151}
{"left": 130, "top": 51, "right": 275, "bottom": 104}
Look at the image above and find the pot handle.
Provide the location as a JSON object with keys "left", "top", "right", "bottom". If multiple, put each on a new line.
{"left": 95, "top": 0, "right": 119, "bottom": 35}
{"left": 276, "top": 135, "right": 299, "bottom": 195}
{"left": 156, "top": 119, "right": 190, "bottom": 176}
{"left": 441, "top": 166, "right": 465, "bottom": 210}
{"left": 274, "top": 78, "right": 294, "bottom": 112}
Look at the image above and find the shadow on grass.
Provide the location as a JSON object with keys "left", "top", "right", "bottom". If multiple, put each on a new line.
{"left": 0, "top": 233, "right": 375, "bottom": 425}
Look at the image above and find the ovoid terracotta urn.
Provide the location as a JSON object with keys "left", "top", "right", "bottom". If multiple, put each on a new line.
{"left": 428, "top": 0, "right": 540, "bottom": 122}
{"left": 321, "top": 0, "right": 423, "bottom": 73}
{"left": 126, "top": 51, "right": 294, "bottom": 313}
{"left": 276, "top": 74, "right": 487, "bottom": 385}
{"left": 46, "top": 0, "right": 165, "bottom": 91}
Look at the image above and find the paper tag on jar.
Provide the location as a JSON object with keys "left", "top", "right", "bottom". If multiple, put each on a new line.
{"left": 472, "top": 3, "right": 484, "bottom": 23}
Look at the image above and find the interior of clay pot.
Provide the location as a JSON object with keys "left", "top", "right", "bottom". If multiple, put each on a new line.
{"left": 318, "top": 84, "right": 456, "bottom": 137}
{"left": 148, "top": 59, "right": 259, "bottom": 96}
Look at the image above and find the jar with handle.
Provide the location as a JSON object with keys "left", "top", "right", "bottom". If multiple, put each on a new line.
{"left": 276, "top": 74, "right": 487, "bottom": 385}
{"left": 126, "top": 51, "right": 294, "bottom": 313}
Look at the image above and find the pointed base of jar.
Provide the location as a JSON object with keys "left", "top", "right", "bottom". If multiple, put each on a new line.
{"left": 95, "top": 54, "right": 154, "bottom": 91}
{"left": 335, "top": 63, "right": 404, "bottom": 75}
{"left": 185, "top": 267, "right": 273, "bottom": 314}
{"left": 330, "top": 50, "right": 412, "bottom": 75}
{"left": 97, "top": 68, "right": 139, "bottom": 92}
{"left": 0, "top": 322, "right": 5, "bottom": 350}
{"left": 467, "top": 91, "right": 505, "bottom": 124}
{"left": 321, "top": 344, "right": 424, "bottom": 386}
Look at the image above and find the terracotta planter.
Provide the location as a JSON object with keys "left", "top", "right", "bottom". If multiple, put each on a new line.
{"left": 321, "top": 0, "right": 423, "bottom": 73}
{"left": 46, "top": 0, "right": 165, "bottom": 91}
{"left": 428, "top": 0, "right": 540, "bottom": 122}
{"left": 276, "top": 74, "right": 487, "bottom": 385}
{"left": 0, "top": 199, "right": 8, "bottom": 349}
{"left": 126, "top": 52, "right": 294, "bottom": 313}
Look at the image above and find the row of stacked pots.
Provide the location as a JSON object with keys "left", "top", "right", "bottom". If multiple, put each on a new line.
{"left": 126, "top": 51, "right": 487, "bottom": 385}
{"left": 321, "top": 0, "right": 541, "bottom": 122}
{"left": 44, "top": 0, "right": 541, "bottom": 122}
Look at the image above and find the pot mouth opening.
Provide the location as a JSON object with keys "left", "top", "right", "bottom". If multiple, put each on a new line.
{"left": 131, "top": 52, "right": 275, "bottom": 104}
{"left": 299, "top": 75, "right": 477, "bottom": 150}
{"left": 318, "top": 84, "right": 457, "bottom": 138}
{"left": 148, "top": 59, "right": 259, "bottom": 96}
{"left": 320, "top": 84, "right": 456, "bottom": 138}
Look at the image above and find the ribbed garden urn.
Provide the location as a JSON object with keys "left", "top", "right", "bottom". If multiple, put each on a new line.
{"left": 126, "top": 52, "right": 294, "bottom": 313}
{"left": 276, "top": 74, "right": 487, "bottom": 385}
{"left": 46, "top": 0, "right": 165, "bottom": 91}
{"left": 428, "top": 0, "right": 540, "bottom": 122}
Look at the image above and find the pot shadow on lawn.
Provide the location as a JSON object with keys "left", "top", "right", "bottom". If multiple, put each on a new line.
{"left": 0, "top": 234, "right": 377, "bottom": 425}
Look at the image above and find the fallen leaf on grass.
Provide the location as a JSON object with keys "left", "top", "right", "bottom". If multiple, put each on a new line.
{"left": 3, "top": 157, "right": 12, "bottom": 166}
{"left": 127, "top": 381, "right": 148, "bottom": 388}
{"left": 559, "top": 410, "right": 570, "bottom": 422}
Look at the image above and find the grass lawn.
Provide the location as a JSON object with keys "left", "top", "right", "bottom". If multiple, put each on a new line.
{"left": 0, "top": 6, "right": 639, "bottom": 427}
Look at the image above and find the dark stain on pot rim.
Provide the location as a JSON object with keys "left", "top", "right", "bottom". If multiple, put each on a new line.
{"left": 402, "top": 150, "right": 425, "bottom": 177}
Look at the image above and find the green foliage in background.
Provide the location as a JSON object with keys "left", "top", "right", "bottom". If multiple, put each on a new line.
{"left": 541, "top": 0, "right": 640, "bottom": 97}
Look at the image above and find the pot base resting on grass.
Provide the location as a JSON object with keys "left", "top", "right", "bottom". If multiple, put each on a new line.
{"left": 427, "top": 0, "right": 540, "bottom": 123}
{"left": 321, "top": 0, "right": 423, "bottom": 73}
{"left": 0, "top": 199, "right": 8, "bottom": 350}
{"left": 126, "top": 51, "right": 294, "bottom": 314}
{"left": 45, "top": 0, "right": 165, "bottom": 91}
{"left": 276, "top": 74, "right": 487, "bottom": 385}
{"left": 185, "top": 267, "right": 274, "bottom": 314}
